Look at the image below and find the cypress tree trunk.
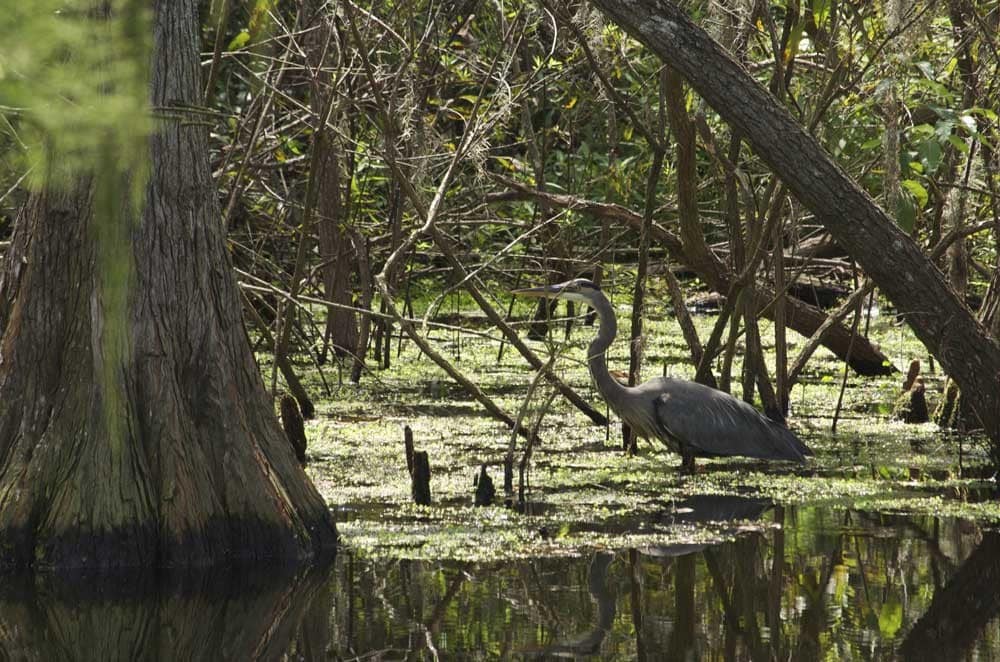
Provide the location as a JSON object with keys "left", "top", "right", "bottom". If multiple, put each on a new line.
{"left": 0, "top": 0, "right": 336, "bottom": 569}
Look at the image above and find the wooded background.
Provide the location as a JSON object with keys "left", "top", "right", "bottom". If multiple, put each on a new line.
{"left": 3, "top": 0, "right": 999, "bottom": 432}
{"left": 0, "top": 0, "right": 999, "bottom": 566}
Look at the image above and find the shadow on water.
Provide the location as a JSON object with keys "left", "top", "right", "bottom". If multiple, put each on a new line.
{"left": 5, "top": 506, "right": 1000, "bottom": 659}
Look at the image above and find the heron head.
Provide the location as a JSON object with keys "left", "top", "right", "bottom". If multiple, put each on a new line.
{"left": 512, "top": 278, "right": 602, "bottom": 304}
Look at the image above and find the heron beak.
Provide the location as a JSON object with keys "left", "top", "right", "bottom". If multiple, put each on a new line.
{"left": 511, "top": 284, "right": 564, "bottom": 299}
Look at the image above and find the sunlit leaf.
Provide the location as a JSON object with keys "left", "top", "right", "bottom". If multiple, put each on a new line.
{"left": 901, "top": 179, "right": 928, "bottom": 209}
{"left": 228, "top": 29, "right": 250, "bottom": 51}
{"left": 970, "top": 107, "right": 998, "bottom": 122}
{"left": 947, "top": 135, "right": 970, "bottom": 153}
{"left": 812, "top": 0, "right": 831, "bottom": 27}
{"left": 879, "top": 596, "right": 903, "bottom": 638}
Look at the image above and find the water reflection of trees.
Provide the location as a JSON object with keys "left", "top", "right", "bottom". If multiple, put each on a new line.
{"left": 900, "top": 531, "right": 1000, "bottom": 661}
{"left": 327, "top": 507, "right": 994, "bottom": 659}
{"left": 2, "top": 509, "right": 995, "bottom": 659}
{"left": 0, "top": 563, "right": 333, "bottom": 661}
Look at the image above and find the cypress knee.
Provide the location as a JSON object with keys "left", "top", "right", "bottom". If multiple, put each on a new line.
{"left": 503, "top": 456, "right": 514, "bottom": 495}
{"left": 895, "top": 377, "right": 929, "bottom": 424}
{"left": 934, "top": 379, "right": 980, "bottom": 431}
{"left": 903, "top": 359, "right": 921, "bottom": 391}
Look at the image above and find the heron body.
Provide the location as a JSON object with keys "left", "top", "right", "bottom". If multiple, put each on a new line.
{"left": 514, "top": 278, "right": 812, "bottom": 470}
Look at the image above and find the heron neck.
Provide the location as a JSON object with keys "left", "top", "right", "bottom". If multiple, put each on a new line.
{"left": 588, "top": 293, "right": 628, "bottom": 404}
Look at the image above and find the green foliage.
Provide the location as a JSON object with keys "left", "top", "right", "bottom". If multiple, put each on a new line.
{"left": 0, "top": 0, "right": 151, "bottom": 194}
{"left": 0, "top": 1, "right": 152, "bottom": 449}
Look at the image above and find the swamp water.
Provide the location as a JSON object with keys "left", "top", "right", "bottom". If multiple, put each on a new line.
{"left": 1, "top": 507, "right": 997, "bottom": 660}
{"left": 3, "top": 305, "right": 1000, "bottom": 659}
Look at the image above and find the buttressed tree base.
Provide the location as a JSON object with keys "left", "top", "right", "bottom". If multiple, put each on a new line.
{"left": 0, "top": 0, "right": 336, "bottom": 569}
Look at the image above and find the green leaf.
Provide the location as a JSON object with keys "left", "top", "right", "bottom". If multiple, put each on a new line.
{"left": 811, "top": 0, "right": 831, "bottom": 27}
{"left": 947, "top": 135, "right": 970, "bottom": 154}
{"left": 248, "top": 0, "right": 275, "bottom": 41}
{"left": 879, "top": 596, "right": 903, "bottom": 638}
{"left": 901, "top": 179, "right": 929, "bottom": 209}
{"left": 896, "top": 192, "right": 916, "bottom": 233}
{"left": 934, "top": 119, "right": 957, "bottom": 140}
{"left": 970, "top": 107, "right": 999, "bottom": 122}
{"left": 228, "top": 29, "right": 250, "bottom": 51}
{"left": 916, "top": 140, "right": 942, "bottom": 173}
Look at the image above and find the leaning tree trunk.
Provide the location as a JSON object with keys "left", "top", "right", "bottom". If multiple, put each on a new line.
{"left": 0, "top": 0, "right": 336, "bottom": 569}
{"left": 588, "top": 0, "right": 1000, "bottom": 449}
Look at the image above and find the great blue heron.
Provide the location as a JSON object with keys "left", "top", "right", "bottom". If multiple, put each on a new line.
{"left": 514, "top": 278, "right": 812, "bottom": 471}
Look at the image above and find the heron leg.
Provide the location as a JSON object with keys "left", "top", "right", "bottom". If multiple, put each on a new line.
{"left": 680, "top": 448, "right": 697, "bottom": 475}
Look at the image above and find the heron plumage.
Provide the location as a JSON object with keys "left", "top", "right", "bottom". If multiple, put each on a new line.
{"left": 514, "top": 278, "right": 813, "bottom": 468}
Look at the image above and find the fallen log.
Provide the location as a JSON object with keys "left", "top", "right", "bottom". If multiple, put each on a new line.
{"left": 491, "top": 181, "right": 894, "bottom": 376}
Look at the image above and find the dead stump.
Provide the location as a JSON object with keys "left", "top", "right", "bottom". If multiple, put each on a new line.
{"left": 903, "top": 359, "right": 921, "bottom": 391}
{"left": 474, "top": 465, "right": 495, "bottom": 507}
{"left": 403, "top": 425, "right": 415, "bottom": 476}
{"left": 411, "top": 451, "right": 432, "bottom": 506}
{"left": 279, "top": 394, "right": 308, "bottom": 463}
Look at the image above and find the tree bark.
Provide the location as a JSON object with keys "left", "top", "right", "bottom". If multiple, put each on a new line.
{"left": 587, "top": 0, "right": 1000, "bottom": 447}
{"left": 0, "top": 0, "right": 336, "bottom": 568}
{"left": 303, "top": 1, "right": 359, "bottom": 361}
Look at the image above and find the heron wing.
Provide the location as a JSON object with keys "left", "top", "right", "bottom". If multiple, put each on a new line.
{"left": 647, "top": 378, "right": 812, "bottom": 461}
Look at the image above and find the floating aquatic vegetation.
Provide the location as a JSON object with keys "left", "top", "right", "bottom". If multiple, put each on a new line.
{"left": 288, "top": 296, "right": 996, "bottom": 563}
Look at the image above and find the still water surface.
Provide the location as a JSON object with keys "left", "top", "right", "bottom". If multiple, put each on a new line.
{"left": 1, "top": 503, "right": 997, "bottom": 660}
